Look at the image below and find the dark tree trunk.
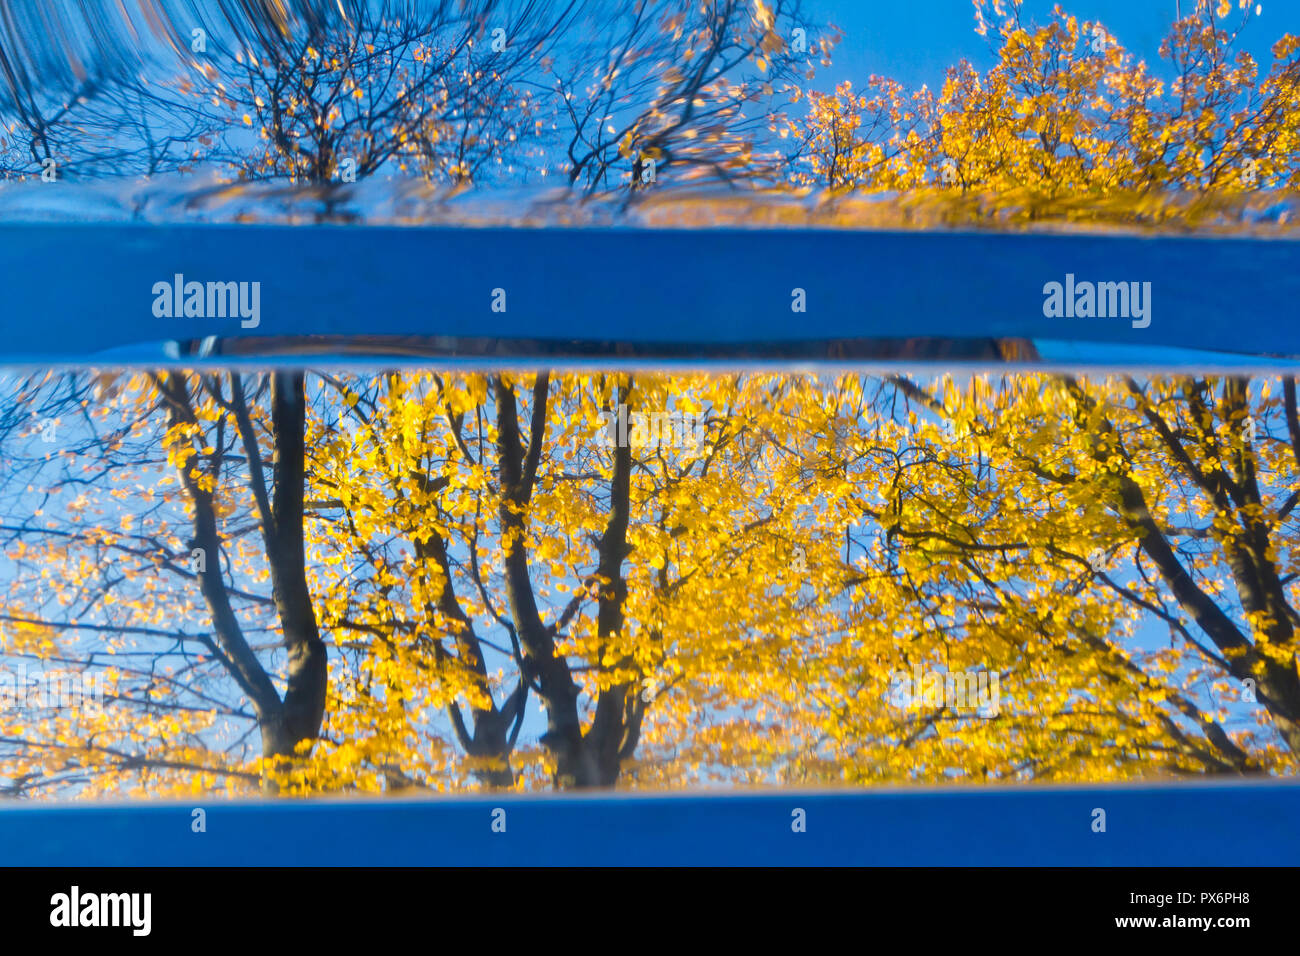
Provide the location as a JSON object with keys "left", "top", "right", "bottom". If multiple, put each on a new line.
{"left": 158, "top": 372, "right": 329, "bottom": 790}
{"left": 1068, "top": 376, "right": 1300, "bottom": 756}
{"left": 262, "top": 373, "right": 329, "bottom": 761}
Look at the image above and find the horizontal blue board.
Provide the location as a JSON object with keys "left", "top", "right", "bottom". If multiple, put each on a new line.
{"left": 0, "top": 225, "right": 1296, "bottom": 363}
{"left": 2, "top": 781, "right": 1297, "bottom": 865}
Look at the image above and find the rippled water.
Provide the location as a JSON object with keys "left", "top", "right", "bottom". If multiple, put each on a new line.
{"left": 0, "top": 1, "right": 1295, "bottom": 231}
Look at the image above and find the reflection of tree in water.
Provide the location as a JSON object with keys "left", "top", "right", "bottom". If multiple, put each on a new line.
{"left": 2, "top": 370, "right": 1299, "bottom": 796}
{"left": 0, "top": 0, "right": 820, "bottom": 189}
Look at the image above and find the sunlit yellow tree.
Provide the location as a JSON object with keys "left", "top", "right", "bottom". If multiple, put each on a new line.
{"left": 5, "top": 371, "right": 1300, "bottom": 796}
{"left": 0, "top": 371, "right": 328, "bottom": 796}
{"left": 783, "top": 0, "right": 1300, "bottom": 218}
{"left": 294, "top": 372, "right": 840, "bottom": 790}
{"left": 775, "top": 373, "right": 1300, "bottom": 783}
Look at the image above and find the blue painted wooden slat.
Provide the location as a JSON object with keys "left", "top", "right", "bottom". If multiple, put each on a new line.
{"left": 0, "top": 225, "right": 1295, "bottom": 362}
{"left": 1, "top": 781, "right": 1296, "bottom": 865}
